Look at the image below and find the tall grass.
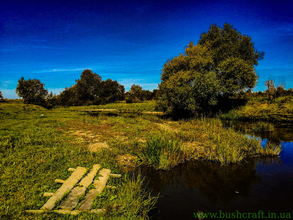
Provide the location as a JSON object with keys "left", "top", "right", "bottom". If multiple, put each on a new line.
{"left": 259, "top": 141, "right": 283, "bottom": 156}
{"left": 174, "top": 118, "right": 281, "bottom": 165}
{"left": 90, "top": 174, "right": 158, "bottom": 219}
{"left": 138, "top": 135, "right": 191, "bottom": 170}
{"left": 218, "top": 96, "right": 293, "bottom": 122}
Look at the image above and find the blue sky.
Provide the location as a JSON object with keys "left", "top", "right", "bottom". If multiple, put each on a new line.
{"left": 1, "top": 0, "right": 292, "bottom": 99}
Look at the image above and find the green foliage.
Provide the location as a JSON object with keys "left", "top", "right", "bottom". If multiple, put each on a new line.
{"left": 16, "top": 77, "right": 48, "bottom": 106}
{"left": 99, "top": 79, "right": 125, "bottom": 104}
{"left": 276, "top": 86, "right": 286, "bottom": 97}
{"left": 158, "top": 43, "right": 219, "bottom": 116}
{"left": 92, "top": 174, "right": 158, "bottom": 219}
{"left": 74, "top": 69, "right": 102, "bottom": 105}
{"left": 56, "top": 86, "right": 77, "bottom": 106}
{"left": 125, "top": 84, "right": 145, "bottom": 103}
{"left": 139, "top": 135, "right": 189, "bottom": 170}
{"left": 125, "top": 85, "right": 157, "bottom": 103}
{"left": 0, "top": 91, "right": 4, "bottom": 100}
{"left": 218, "top": 96, "right": 293, "bottom": 122}
{"left": 158, "top": 23, "right": 264, "bottom": 116}
{"left": 265, "top": 77, "right": 276, "bottom": 101}
{"left": 56, "top": 69, "right": 125, "bottom": 106}
{"left": 199, "top": 23, "right": 264, "bottom": 67}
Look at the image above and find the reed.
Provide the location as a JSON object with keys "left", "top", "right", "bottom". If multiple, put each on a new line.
{"left": 138, "top": 135, "right": 189, "bottom": 170}
{"left": 218, "top": 96, "right": 293, "bottom": 122}
{"left": 251, "top": 122, "right": 274, "bottom": 132}
{"left": 259, "top": 141, "right": 282, "bottom": 156}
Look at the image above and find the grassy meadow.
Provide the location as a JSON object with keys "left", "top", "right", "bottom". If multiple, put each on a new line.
{"left": 0, "top": 100, "right": 282, "bottom": 219}
{"left": 218, "top": 96, "right": 293, "bottom": 122}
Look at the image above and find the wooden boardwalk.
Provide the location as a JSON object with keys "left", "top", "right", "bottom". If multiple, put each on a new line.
{"left": 26, "top": 164, "right": 121, "bottom": 215}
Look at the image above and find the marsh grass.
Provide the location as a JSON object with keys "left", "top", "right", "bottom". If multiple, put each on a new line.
{"left": 91, "top": 174, "right": 158, "bottom": 219}
{"left": 259, "top": 141, "right": 282, "bottom": 156}
{"left": 251, "top": 122, "right": 274, "bottom": 132}
{"left": 174, "top": 118, "right": 281, "bottom": 165}
{"left": 138, "top": 135, "right": 190, "bottom": 170}
{"left": 218, "top": 96, "right": 293, "bottom": 122}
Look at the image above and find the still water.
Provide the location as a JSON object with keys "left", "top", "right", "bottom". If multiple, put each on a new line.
{"left": 133, "top": 121, "right": 293, "bottom": 220}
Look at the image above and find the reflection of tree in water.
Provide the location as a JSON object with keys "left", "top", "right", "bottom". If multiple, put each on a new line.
{"left": 131, "top": 157, "right": 281, "bottom": 206}
{"left": 221, "top": 120, "right": 293, "bottom": 144}
{"left": 256, "top": 156, "right": 282, "bottom": 168}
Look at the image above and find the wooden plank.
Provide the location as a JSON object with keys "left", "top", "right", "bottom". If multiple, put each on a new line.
{"left": 40, "top": 166, "right": 87, "bottom": 211}
{"left": 78, "top": 168, "right": 111, "bottom": 211}
{"left": 59, "top": 164, "right": 101, "bottom": 210}
{"left": 55, "top": 179, "right": 65, "bottom": 184}
{"left": 68, "top": 168, "right": 76, "bottom": 171}
{"left": 43, "top": 192, "right": 54, "bottom": 197}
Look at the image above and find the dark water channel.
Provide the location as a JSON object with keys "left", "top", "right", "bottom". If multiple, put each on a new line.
{"left": 131, "top": 121, "right": 293, "bottom": 220}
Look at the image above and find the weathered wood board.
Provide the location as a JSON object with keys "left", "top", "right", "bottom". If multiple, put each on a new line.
{"left": 26, "top": 164, "right": 120, "bottom": 215}
{"left": 40, "top": 166, "right": 87, "bottom": 211}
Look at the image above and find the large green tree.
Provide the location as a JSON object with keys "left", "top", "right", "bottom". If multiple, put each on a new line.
{"left": 56, "top": 69, "right": 125, "bottom": 106}
{"left": 158, "top": 23, "right": 264, "bottom": 116}
{"left": 16, "top": 77, "right": 48, "bottom": 106}
{"left": 99, "top": 79, "right": 125, "bottom": 103}
{"left": 125, "top": 84, "right": 145, "bottom": 103}
{"left": 74, "top": 69, "right": 102, "bottom": 103}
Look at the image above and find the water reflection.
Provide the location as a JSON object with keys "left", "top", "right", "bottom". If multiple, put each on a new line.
{"left": 130, "top": 120, "right": 293, "bottom": 220}
{"left": 221, "top": 120, "right": 293, "bottom": 144}
{"left": 132, "top": 155, "right": 292, "bottom": 220}
{"left": 135, "top": 159, "right": 264, "bottom": 204}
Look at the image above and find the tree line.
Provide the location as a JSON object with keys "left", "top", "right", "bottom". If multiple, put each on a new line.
{"left": 14, "top": 69, "right": 158, "bottom": 108}
{"left": 237, "top": 78, "right": 293, "bottom": 100}
{"left": 5, "top": 23, "right": 292, "bottom": 116}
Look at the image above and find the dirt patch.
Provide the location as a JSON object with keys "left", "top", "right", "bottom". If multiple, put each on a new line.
{"left": 155, "top": 122, "right": 178, "bottom": 132}
{"left": 88, "top": 142, "right": 109, "bottom": 152}
{"left": 116, "top": 154, "right": 138, "bottom": 168}
{"left": 62, "top": 128, "right": 109, "bottom": 153}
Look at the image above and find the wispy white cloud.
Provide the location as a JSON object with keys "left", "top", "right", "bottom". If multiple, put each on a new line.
{"left": 34, "top": 68, "right": 86, "bottom": 73}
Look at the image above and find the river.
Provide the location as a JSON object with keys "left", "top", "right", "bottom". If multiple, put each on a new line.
{"left": 132, "top": 120, "right": 293, "bottom": 219}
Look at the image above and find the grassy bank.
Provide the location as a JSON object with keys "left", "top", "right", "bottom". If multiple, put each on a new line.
{"left": 66, "top": 100, "right": 158, "bottom": 113}
{"left": 218, "top": 96, "right": 293, "bottom": 122}
{"left": 0, "top": 100, "right": 282, "bottom": 219}
{"left": 0, "top": 101, "right": 157, "bottom": 220}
